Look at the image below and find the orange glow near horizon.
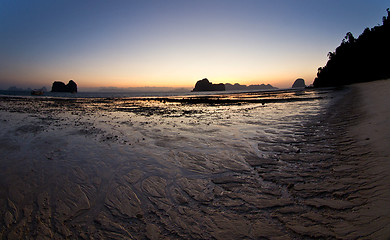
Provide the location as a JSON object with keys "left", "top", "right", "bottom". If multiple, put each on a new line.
{"left": 0, "top": 70, "right": 317, "bottom": 90}
{"left": 74, "top": 71, "right": 317, "bottom": 89}
{"left": 0, "top": 54, "right": 320, "bottom": 89}
{"left": 1, "top": 1, "right": 384, "bottom": 91}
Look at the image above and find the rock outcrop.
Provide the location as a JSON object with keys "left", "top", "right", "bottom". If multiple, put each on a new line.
{"left": 292, "top": 78, "right": 306, "bottom": 88}
{"left": 51, "top": 80, "right": 77, "bottom": 93}
{"left": 192, "top": 78, "right": 225, "bottom": 92}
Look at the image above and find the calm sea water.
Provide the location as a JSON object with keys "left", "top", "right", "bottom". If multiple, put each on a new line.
{"left": 0, "top": 89, "right": 247, "bottom": 98}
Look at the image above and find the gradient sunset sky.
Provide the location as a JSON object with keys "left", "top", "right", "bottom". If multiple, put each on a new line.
{"left": 0, "top": 0, "right": 388, "bottom": 90}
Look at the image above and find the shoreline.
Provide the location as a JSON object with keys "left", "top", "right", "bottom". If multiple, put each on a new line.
{"left": 351, "top": 79, "right": 390, "bottom": 158}
{"left": 0, "top": 87, "right": 328, "bottom": 101}
{"left": 349, "top": 80, "right": 390, "bottom": 238}
{"left": 0, "top": 82, "right": 389, "bottom": 239}
{"left": 317, "top": 79, "right": 390, "bottom": 238}
{"left": 0, "top": 87, "right": 328, "bottom": 107}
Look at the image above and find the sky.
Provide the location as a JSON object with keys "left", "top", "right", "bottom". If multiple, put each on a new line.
{"left": 0, "top": 0, "right": 388, "bottom": 90}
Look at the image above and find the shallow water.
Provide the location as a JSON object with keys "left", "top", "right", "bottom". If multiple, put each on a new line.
{"left": 0, "top": 88, "right": 385, "bottom": 239}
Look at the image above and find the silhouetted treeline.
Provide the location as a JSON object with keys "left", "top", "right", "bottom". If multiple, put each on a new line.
{"left": 313, "top": 9, "right": 390, "bottom": 87}
{"left": 225, "top": 83, "right": 277, "bottom": 91}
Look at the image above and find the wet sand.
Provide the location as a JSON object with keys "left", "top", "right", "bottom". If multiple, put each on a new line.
{"left": 0, "top": 85, "right": 389, "bottom": 239}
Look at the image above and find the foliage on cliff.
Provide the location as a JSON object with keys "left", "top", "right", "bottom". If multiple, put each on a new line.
{"left": 313, "top": 9, "right": 390, "bottom": 87}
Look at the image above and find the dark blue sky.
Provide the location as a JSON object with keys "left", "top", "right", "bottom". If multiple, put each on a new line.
{"left": 0, "top": 0, "right": 388, "bottom": 89}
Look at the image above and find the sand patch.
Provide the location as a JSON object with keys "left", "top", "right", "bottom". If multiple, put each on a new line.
{"left": 352, "top": 79, "right": 390, "bottom": 156}
{"left": 349, "top": 79, "right": 390, "bottom": 238}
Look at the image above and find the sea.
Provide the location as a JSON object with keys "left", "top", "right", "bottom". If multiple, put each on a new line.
{"left": 0, "top": 89, "right": 232, "bottom": 98}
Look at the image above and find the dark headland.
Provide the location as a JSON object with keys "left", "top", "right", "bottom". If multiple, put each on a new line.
{"left": 313, "top": 9, "right": 390, "bottom": 87}
{"left": 307, "top": 9, "right": 390, "bottom": 238}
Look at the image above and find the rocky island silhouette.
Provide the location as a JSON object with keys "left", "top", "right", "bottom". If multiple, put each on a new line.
{"left": 192, "top": 78, "right": 225, "bottom": 91}
{"left": 192, "top": 78, "right": 277, "bottom": 92}
{"left": 51, "top": 80, "right": 78, "bottom": 93}
{"left": 291, "top": 78, "right": 306, "bottom": 88}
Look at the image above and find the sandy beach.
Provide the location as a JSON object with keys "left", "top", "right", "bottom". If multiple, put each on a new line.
{"left": 0, "top": 83, "right": 389, "bottom": 239}
{"left": 347, "top": 79, "right": 390, "bottom": 238}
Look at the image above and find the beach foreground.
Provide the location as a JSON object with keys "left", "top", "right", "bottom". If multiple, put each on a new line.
{"left": 0, "top": 84, "right": 389, "bottom": 239}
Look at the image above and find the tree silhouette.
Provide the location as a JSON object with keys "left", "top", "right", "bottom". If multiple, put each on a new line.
{"left": 313, "top": 9, "right": 390, "bottom": 87}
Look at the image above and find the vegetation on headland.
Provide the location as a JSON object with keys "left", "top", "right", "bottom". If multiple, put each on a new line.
{"left": 313, "top": 9, "right": 390, "bottom": 87}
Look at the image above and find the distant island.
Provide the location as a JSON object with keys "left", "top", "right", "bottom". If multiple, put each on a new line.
{"left": 4, "top": 86, "right": 47, "bottom": 94}
{"left": 6, "top": 86, "right": 40, "bottom": 92}
{"left": 192, "top": 78, "right": 277, "bottom": 92}
{"left": 192, "top": 78, "right": 225, "bottom": 91}
{"left": 225, "top": 83, "right": 277, "bottom": 91}
{"left": 51, "top": 80, "right": 77, "bottom": 93}
{"left": 313, "top": 9, "right": 390, "bottom": 87}
{"left": 291, "top": 78, "right": 306, "bottom": 88}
